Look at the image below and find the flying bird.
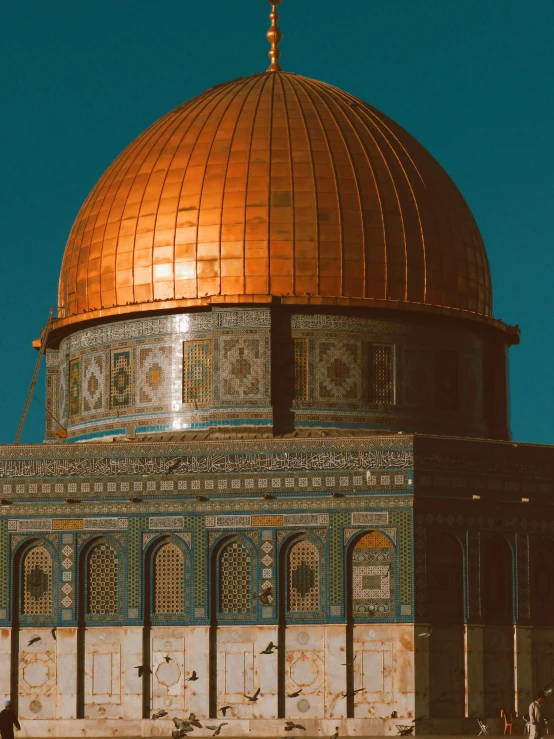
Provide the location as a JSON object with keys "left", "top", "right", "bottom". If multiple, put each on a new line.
{"left": 152, "top": 709, "right": 168, "bottom": 720}
{"left": 206, "top": 724, "right": 228, "bottom": 736}
{"left": 285, "top": 721, "right": 306, "bottom": 731}
{"left": 342, "top": 687, "right": 365, "bottom": 698}
{"left": 390, "top": 712, "right": 398, "bottom": 719}
{"left": 188, "top": 713, "right": 203, "bottom": 728}
{"left": 341, "top": 654, "right": 357, "bottom": 667}
{"left": 186, "top": 671, "right": 199, "bottom": 681}
{"left": 260, "top": 642, "right": 279, "bottom": 654}
{"left": 164, "top": 655, "right": 173, "bottom": 663}
{"left": 244, "top": 688, "right": 261, "bottom": 702}
{"left": 173, "top": 718, "right": 188, "bottom": 730}
{"left": 27, "top": 636, "right": 41, "bottom": 646}
{"left": 219, "top": 706, "right": 231, "bottom": 717}
{"left": 50, "top": 627, "right": 57, "bottom": 641}
{"left": 287, "top": 689, "right": 302, "bottom": 698}
{"left": 135, "top": 665, "right": 152, "bottom": 677}
{"left": 418, "top": 628, "right": 433, "bottom": 639}
{"left": 330, "top": 728, "right": 340, "bottom": 739}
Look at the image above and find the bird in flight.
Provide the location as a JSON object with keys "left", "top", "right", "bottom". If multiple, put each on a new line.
{"left": 27, "top": 636, "right": 41, "bottom": 646}
{"left": 164, "top": 655, "right": 173, "bottom": 663}
{"left": 342, "top": 687, "right": 365, "bottom": 698}
{"left": 152, "top": 710, "right": 168, "bottom": 720}
{"left": 418, "top": 628, "right": 433, "bottom": 639}
{"left": 50, "top": 627, "right": 57, "bottom": 641}
{"left": 284, "top": 721, "right": 306, "bottom": 731}
{"left": 244, "top": 688, "right": 261, "bottom": 702}
{"left": 341, "top": 654, "right": 357, "bottom": 667}
{"left": 135, "top": 665, "right": 152, "bottom": 678}
{"left": 260, "top": 642, "right": 278, "bottom": 654}
{"left": 219, "top": 706, "right": 231, "bottom": 717}
{"left": 186, "top": 671, "right": 199, "bottom": 681}
{"left": 206, "top": 724, "right": 228, "bottom": 736}
{"left": 287, "top": 689, "right": 302, "bottom": 698}
{"left": 330, "top": 728, "right": 340, "bottom": 739}
{"left": 188, "top": 713, "right": 203, "bottom": 728}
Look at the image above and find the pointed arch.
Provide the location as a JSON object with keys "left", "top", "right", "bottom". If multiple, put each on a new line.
{"left": 144, "top": 534, "right": 190, "bottom": 620}
{"left": 279, "top": 533, "right": 325, "bottom": 616}
{"left": 482, "top": 534, "right": 513, "bottom": 623}
{"left": 348, "top": 530, "right": 395, "bottom": 620}
{"left": 426, "top": 530, "right": 465, "bottom": 622}
{"left": 13, "top": 538, "right": 57, "bottom": 620}
{"left": 213, "top": 535, "right": 255, "bottom": 617}
{"left": 81, "top": 537, "right": 121, "bottom": 618}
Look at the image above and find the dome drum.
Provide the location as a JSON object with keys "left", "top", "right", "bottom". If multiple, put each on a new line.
{"left": 45, "top": 306, "right": 511, "bottom": 442}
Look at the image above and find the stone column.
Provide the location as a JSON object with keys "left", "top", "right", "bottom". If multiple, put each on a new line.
{"left": 514, "top": 626, "right": 533, "bottom": 717}
{"left": 465, "top": 624, "right": 484, "bottom": 717}
{"left": 122, "top": 627, "right": 143, "bottom": 718}
{"left": 187, "top": 626, "right": 210, "bottom": 719}
{"left": 324, "top": 625, "right": 347, "bottom": 719}
{"left": 414, "top": 624, "right": 430, "bottom": 719}
{"left": 56, "top": 627, "right": 77, "bottom": 719}
{"left": 0, "top": 628, "right": 10, "bottom": 704}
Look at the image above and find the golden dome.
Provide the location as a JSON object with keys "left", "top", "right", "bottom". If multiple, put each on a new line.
{"left": 57, "top": 71, "right": 493, "bottom": 329}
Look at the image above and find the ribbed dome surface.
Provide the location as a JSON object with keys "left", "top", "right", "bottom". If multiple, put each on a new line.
{"left": 58, "top": 71, "right": 492, "bottom": 326}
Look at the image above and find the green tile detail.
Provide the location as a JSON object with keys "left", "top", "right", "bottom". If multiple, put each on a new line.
{"left": 187, "top": 516, "right": 206, "bottom": 607}
{"left": 330, "top": 511, "right": 349, "bottom": 604}
{"left": 0, "top": 520, "right": 7, "bottom": 609}
{"left": 127, "top": 517, "right": 147, "bottom": 608}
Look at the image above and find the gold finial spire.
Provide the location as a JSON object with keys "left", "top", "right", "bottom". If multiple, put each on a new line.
{"left": 266, "top": 0, "right": 283, "bottom": 72}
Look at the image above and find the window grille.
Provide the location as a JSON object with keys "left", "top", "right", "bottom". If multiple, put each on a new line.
{"left": 87, "top": 543, "right": 118, "bottom": 615}
{"left": 368, "top": 343, "right": 395, "bottom": 404}
{"left": 288, "top": 540, "right": 320, "bottom": 612}
{"left": 219, "top": 541, "right": 252, "bottom": 613}
{"left": 351, "top": 531, "right": 394, "bottom": 618}
{"left": 22, "top": 546, "right": 52, "bottom": 615}
{"left": 154, "top": 543, "right": 184, "bottom": 614}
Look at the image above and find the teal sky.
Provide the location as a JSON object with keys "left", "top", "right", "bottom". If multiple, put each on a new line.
{"left": 1, "top": 0, "right": 553, "bottom": 444}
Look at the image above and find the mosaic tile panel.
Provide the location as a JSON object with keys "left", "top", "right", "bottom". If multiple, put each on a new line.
{"left": 69, "top": 359, "right": 80, "bottom": 418}
{"left": 22, "top": 546, "right": 52, "bottom": 615}
{"left": 288, "top": 540, "right": 320, "bottom": 612}
{"left": 183, "top": 340, "right": 212, "bottom": 403}
{"left": 82, "top": 353, "right": 106, "bottom": 413}
{"left": 294, "top": 338, "right": 309, "bottom": 402}
{"left": 219, "top": 541, "right": 252, "bottom": 614}
{"left": 45, "top": 367, "right": 59, "bottom": 439}
{"left": 153, "top": 542, "right": 184, "bottom": 614}
{"left": 219, "top": 337, "right": 266, "bottom": 401}
{"left": 368, "top": 343, "right": 396, "bottom": 404}
{"left": 137, "top": 345, "right": 172, "bottom": 407}
{"left": 317, "top": 340, "right": 362, "bottom": 402}
{"left": 87, "top": 542, "right": 118, "bottom": 615}
{"left": 352, "top": 531, "right": 394, "bottom": 618}
{"left": 110, "top": 350, "right": 133, "bottom": 408}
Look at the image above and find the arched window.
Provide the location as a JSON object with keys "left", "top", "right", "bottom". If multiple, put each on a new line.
{"left": 531, "top": 537, "right": 554, "bottom": 624}
{"left": 22, "top": 546, "right": 52, "bottom": 615}
{"left": 426, "top": 531, "right": 464, "bottom": 621}
{"left": 351, "top": 531, "right": 394, "bottom": 619}
{"left": 288, "top": 540, "right": 320, "bottom": 612}
{"left": 153, "top": 542, "right": 185, "bottom": 615}
{"left": 219, "top": 540, "right": 252, "bottom": 614}
{"left": 87, "top": 542, "right": 118, "bottom": 616}
{"left": 482, "top": 535, "right": 513, "bottom": 622}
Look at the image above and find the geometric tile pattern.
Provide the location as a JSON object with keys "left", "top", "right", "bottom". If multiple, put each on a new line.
{"left": 153, "top": 542, "right": 184, "bottom": 614}
{"left": 294, "top": 339, "right": 309, "bottom": 402}
{"left": 82, "top": 353, "right": 105, "bottom": 413}
{"left": 183, "top": 341, "right": 212, "bottom": 403}
{"left": 288, "top": 540, "right": 319, "bottom": 612}
{"left": 317, "top": 340, "right": 362, "bottom": 401}
{"left": 352, "top": 531, "right": 394, "bottom": 618}
{"left": 110, "top": 350, "right": 132, "bottom": 409}
{"left": 22, "top": 546, "right": 52, "bottom": 615}
{"left": 87, "top": 543, "right": 118, "bottom": 615}
{"left": 137, "top": 345, "right": 172, "bottom": 407}
{"left": 69, "top": 359, "right": 80, "bottom": 418}
{"left": 368, "top": 343, "right": 395, "bottom": 404}
{"left": 220, "top": 337, "right": 264, "bottom": 400}
{"left": 219, "top": 541, "right": 252, "bottom": 613}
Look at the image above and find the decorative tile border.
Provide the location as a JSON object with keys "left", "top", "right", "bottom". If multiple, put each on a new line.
{"left": 8, "top": 518, "right": 128, "bottom": 531}
{"left": 205, "top": 513, "right": 330, "bottom": 528}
